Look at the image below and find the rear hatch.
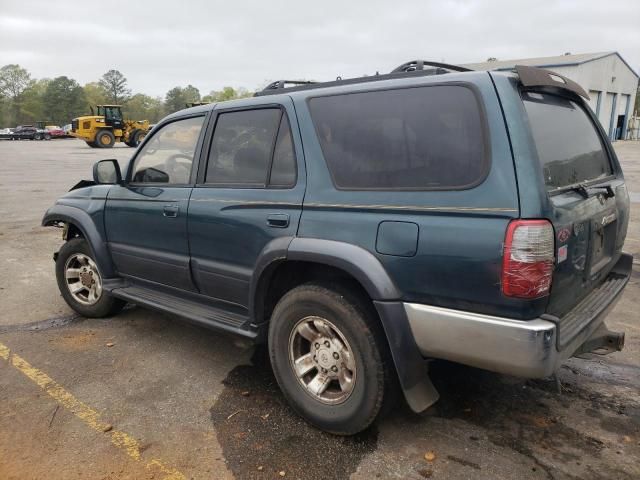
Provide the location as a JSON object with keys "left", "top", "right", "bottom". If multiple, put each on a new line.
{"left": 522, "top": 91, "right": 630, "bottom": 323}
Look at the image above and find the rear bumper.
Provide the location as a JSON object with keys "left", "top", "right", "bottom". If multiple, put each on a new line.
{"left": 404, "top": 253, "right": 632, "bottom": 378}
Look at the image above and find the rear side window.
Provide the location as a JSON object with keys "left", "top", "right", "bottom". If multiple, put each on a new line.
{"left": 269, "top": 115, "right": 296, "bottom": 187}
{"left": 205, "top": 109, "right": 297, "bottom": 187}
{"left": 206, "top": 109, "right": 281, "bottom": 185}
{"left": 523, "top": 92, "right": 612, "bottom": 190}
{"left": 308, "top": 85, "right": 487, "bottom": 190}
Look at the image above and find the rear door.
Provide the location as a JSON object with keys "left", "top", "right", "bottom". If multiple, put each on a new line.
{"left": 522, "top": 91, "right": 630, "bottom": 318}
{"left": 187, "top": 97, "right": 305, "bottom": 308}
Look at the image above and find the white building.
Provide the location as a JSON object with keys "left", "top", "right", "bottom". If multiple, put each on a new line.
{"left": 463, "top": 52, "right": 639, "bottom": 141}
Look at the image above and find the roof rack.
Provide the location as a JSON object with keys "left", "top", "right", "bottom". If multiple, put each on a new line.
{"left": 391, "top": 60, "right": 472, "bottom": 73}
{"left": 262, "top": 80, "right": 318, "bottom": 91}
{"left": 255, "top": 60, "right": 471, "bottom": 97}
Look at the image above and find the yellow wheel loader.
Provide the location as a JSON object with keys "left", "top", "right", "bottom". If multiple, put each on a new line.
{"left": 69, "top": 105, "right": 150, "bottom": 148}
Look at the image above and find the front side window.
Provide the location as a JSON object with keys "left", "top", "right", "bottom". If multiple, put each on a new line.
{"left": 308, "top": 85, "right": 487, "bottom": 190}
{"left": 523, "top": 92, "right": 612, "bottom": 190}
{"left": 205, "top": 108, "right": 296, "bottom": 187}
{"left": 130, "top": 116, "right": 205, "bottom": 184}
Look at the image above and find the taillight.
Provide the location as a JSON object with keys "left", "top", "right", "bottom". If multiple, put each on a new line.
{"left": 502, "top": 219, "right": 555, "bottom": 299}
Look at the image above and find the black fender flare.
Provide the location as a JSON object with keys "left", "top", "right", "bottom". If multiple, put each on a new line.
{"left": 41, "top": 204, "right": 116, "bottom": 278}
{"left": 287, "top": 238, "right": 401, "bottom": 299}
{"left": 251, "top": 237, "right": 438, "bottom": 412}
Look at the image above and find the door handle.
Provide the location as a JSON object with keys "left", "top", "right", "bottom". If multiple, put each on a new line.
{"left": 267, "top": 213, "right": 290, "bottom": 228}
{"left": 163, "top": 205, "right": 179, "bottom": 218}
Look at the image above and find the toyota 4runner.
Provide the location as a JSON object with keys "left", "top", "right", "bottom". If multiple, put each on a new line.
{"left": 43, "top": 61, "right": 632, "bottom": 435}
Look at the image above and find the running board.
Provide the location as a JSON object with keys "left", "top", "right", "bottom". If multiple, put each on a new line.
{"left": 111, "top": 285, "right": 257, "bottom": 340}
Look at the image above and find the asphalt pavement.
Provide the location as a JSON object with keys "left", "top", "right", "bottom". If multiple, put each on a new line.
{"left": 1, "top": 138, "right": 639, "bottom": 479}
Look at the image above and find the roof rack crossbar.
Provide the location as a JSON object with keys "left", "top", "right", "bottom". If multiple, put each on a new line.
{"left": 391, "top": 60, "right": 472, "bottom": 73}
{"left": 262, "top": 80, "right": 318, "bottom": 92}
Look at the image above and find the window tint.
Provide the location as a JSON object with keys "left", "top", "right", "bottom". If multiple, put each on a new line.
{"left": 269, "top": 115, "right": 296, "bottom": 186}
{"left": 131, "top": 116, "right": 204, "bottom": 184}
{"left": 206, "top": 109, "right": 281, "bottom": 185}
{"left": 308, "top": 86, "right": 487, "bottom": 190}
{"left": 523, "top": 92, "right": 612, "bottom": 190}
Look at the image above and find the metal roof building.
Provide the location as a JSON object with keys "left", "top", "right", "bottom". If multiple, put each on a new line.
{"left": 463, "top": 52, "right": 639, "bottom": 141}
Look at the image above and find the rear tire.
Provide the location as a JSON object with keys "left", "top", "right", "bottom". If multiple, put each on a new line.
{"left": 55, "top": 238, "right": 125, "bottom": 318}
{"left": 268, "top": 282, "right": 391, "bottom": 435}
{"left": 44, "top": 133, "right": 51, "bottom": 140}
{"left": 86, "top": 141, "right": 98, "bottom": 148}
{"left": 95, "top": 130, "right": 115, "bottom": 148}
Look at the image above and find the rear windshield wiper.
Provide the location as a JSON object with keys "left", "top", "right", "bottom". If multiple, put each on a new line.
{"left": 570, "top": 183, "right": 615, "bottom": 199}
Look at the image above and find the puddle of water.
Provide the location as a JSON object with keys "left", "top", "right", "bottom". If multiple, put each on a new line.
{"left": 210, "top": 347, "right": 377, "bottom": 480}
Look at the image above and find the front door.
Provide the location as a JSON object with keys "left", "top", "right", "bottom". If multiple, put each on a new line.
{"left": 188, "top": 99, "right": 305, "bottom": 308}
{"left": 105, "top": 113, "right": 207, "bottom": 290}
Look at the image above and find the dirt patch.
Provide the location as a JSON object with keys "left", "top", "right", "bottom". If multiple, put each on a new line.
{"left": 49, "top": 330, "right": 99, "bottom": 351}
{"left": 210, "top": 348, "right": 377, "bottom": 480}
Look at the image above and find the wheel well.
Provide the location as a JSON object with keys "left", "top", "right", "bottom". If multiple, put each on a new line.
{"left": 255, "top": 261, "right": 373, "bottom": 326}
{"left": 66, "top": 222, "right": 84, "bottom": 240}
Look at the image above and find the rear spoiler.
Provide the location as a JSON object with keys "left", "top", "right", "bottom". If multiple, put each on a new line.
{"left": 515, "top": 65, "right": 590, "bottom": 100}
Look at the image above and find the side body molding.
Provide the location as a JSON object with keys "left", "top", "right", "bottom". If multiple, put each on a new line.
{"left": 286, "top": 238, "right": 401, "bottom": 300}
{"left": 42, "top": 204, "right": 116, "bottom": 278}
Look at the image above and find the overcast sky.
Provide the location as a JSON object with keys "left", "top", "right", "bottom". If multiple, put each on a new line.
{"left": 1, "top": 0, "right": 638, "bottom": 97}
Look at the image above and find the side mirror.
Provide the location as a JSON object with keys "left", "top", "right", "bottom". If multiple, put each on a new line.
{"left": 93, "top": 159, "right": 122, "bottom": 184}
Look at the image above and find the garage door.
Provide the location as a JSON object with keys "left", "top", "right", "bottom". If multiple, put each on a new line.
{"left": 599, "top": 93, "right": 615, "bottom": 136}
{"left": 587, "top": 90, "right": 600, "bottom": 114}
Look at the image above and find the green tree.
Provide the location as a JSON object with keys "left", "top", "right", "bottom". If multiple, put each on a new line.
{"left": 98, "top": 69, "right": 131, "bottom": 104}
{"left": 163, "top": 84, "right": 202, "bottom": 114}
{"left": 202, "top": 86, "right": 252, "bottom": 103}
{"left": 164, "top": 87, "right": 186, "bottom": 114}
{"left": 0, "top": 64, "right": 33, "bottom": 125}
{"left": 83, "top": 82, "right": 108, "bottom": 110}
{"left": 20, "top": 78, "right": 50, "bottom": 124}
{"left": 43, "top": 76, "right": 86, "bottom": 125}
{"left": 183, "top": 84, "right": 201, "bottom": 104}
{"left": 125, "top": 93, "right": 164, "bottom": 122}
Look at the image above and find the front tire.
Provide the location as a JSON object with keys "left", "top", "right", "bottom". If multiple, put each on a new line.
{"left": 126, "top": 129, "right": 145, "bottom": 147}
{"left": 268, "top": 283, "right": 391, "bottom": 435}
{"left": 55, "top": 238, "right": 125, "bottom": 318}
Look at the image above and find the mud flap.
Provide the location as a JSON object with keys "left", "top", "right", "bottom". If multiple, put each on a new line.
{"left": 374, "top": 301, "right": 440, "bottom": 412}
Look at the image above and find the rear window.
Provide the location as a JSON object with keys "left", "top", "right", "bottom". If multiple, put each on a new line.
{"left": 308, "top": 85, "right": 488, "bottom": 190}
{"left": 523, "top": 92, "right": 612, "bottom": 190}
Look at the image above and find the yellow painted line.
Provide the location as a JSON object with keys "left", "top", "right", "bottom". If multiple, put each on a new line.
{"left": 0, "top": 341, "right": 186, "bottom": 480}
{"left": 0, "top": 343, "right": 9, "bottom": 360}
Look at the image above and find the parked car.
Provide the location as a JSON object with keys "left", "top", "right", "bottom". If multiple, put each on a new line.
{"left": 45, "top": 125, "right": 67, "bottom": 138}
{"left": 42, "top": 62, "right": 632, "bottom": 435}
{"left": 9, "top": 125, "right": 51, "bottom": 140}
{"left": 0, "top": 128, "right": 14, "bottom": 139}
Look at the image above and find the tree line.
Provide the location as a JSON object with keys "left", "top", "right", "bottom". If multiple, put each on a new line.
{"left": 0, "top": 64, "right": 253, "bottom": 127}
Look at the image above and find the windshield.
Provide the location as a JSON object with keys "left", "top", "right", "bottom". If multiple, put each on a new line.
{"left": 523, "top": 92, "right": 612, "bottom": 191}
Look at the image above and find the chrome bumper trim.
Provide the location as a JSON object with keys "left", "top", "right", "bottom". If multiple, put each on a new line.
{"left": 404, "top": 303, "right": 559, "bottom": 378}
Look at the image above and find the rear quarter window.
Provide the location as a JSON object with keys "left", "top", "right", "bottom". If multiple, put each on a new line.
{"left": 522, "top": 92, "right": 612, "bottom": 190}
{"left": 308, "top": 85, "right": 488, "bottom": 190}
